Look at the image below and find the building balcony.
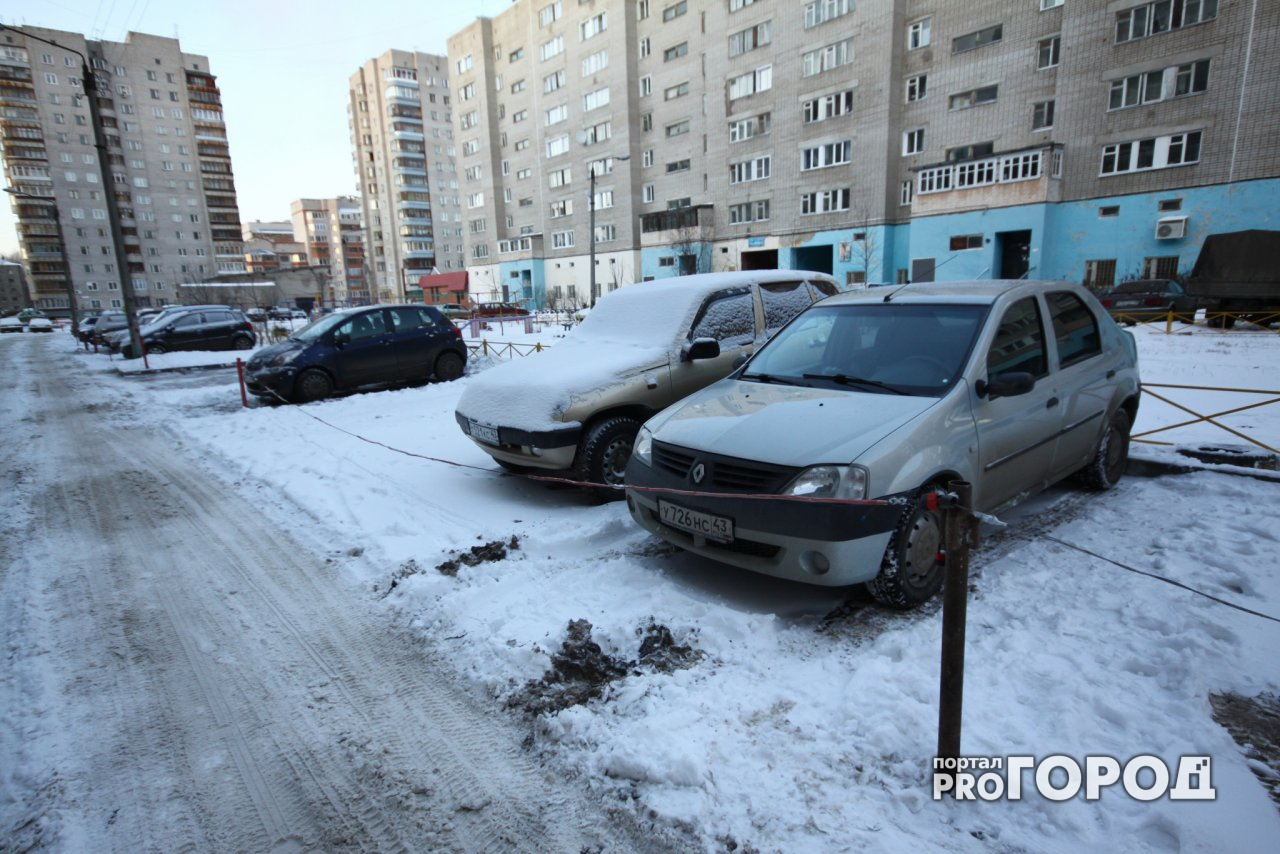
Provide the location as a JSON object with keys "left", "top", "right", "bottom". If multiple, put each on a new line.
{"left": 0, "top": 66, "right": 32, "bottom": 83}
{"left": 0, "top": 47, "right": 30, "bottom": 67}
{"left": 391, "top": 128, "right": 424, "bottom": 141}
{"left": 640, "top": 204, "right": 715, "bottom": 241}
{"left": 910, "top": 144, "right": 1064, "bottom": 216}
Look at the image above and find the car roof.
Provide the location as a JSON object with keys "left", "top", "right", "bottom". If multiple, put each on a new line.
{"left": 823, "top": 279, "right": 1083, "bottom": 307}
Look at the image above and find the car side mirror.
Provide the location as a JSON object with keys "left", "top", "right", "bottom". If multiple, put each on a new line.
{"left": 977, "top": 371, "right": 1035, "bottom": 400}
{"left": 681, "top": 337, "right": 720, "bottom": 362}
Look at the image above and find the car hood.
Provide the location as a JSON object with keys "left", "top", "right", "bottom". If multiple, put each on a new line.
{"left": 246, "top": 339, "right": 305, "bottom": 369}
{"left": 647, "top": 379, "right": 941, "bottom": 467}
{"left": 456, "top": 337, "right": 670, "bottom": 431}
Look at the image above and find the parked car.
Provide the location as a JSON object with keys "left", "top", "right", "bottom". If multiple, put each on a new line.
{"left": 104, "top": 305, "right": 232, "bottom": 353}
{"left": 27, "top": 317, "right": 54, "bottom": 333}
{"left": 245, "top": 307, "right": 268, "bottom": 322}
{"left": 435, "top": 303, "right": 470, "bottom": 320}
{"left": 244, "top": 303, "right": 466, "bottom": 403}
{"left": 118, "top": 307, "right": 255, "bottom": 358}
{"left": 16, "top": 308, "right": 46, "bottom": 323}
{"left": 1098, "top": 279, "right": 1197, "bottom": 324}
{"left": 455, "top": 270, "right": 840, "bottom": 485}
{"left": 625, "top": 279, "right": 1141, "bottom": 608}
{"left": 268, "top": 306, "right": 301, "bottom": 321}
{"left": 473, "top": 302, "right": 530, "bottom": 318}
{"left": 76, "top": 312, "right": 108, "bottom": 342}
{"left": 89, "top": 312, "right": 131, "bottom": 346}
{"left": 0, "top": 316, "right": 23, "bottom": 333}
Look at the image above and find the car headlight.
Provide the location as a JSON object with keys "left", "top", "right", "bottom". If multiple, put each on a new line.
{"left": 268, "top": 349, "right": 301, "bottom": 368}
{"left": 782, "top": 465, "right": 868, "bottom": 500}
{"left": 632, "top": 426, "right": 653, "bottom": 466}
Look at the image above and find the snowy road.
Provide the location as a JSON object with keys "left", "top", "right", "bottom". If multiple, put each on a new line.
{"left": 0, "top": 335, "right": 672, "bottom": 852}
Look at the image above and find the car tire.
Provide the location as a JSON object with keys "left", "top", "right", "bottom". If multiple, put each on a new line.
{"left": 433, "top": 351, "right": 465, "bottom": 382}
{"left": 147, "top": 343, "right": 167, "bottom": 355}
{"left": 295, "top": 368, "right": 333, "bottom": 403}
{"left": 867, "top": 487, "right": 947, "bottom": 610}
{"left": 575, "top": 415, "right": 641, "bottom": 488}
{"left": 233, "top": 335, "right": 253, "bottom": 350}
{"left": 1078, "top": 408, "right": 1131, "bottom": 491}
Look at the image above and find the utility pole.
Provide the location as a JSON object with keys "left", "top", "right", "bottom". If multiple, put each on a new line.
{"left": 3, "top": 25, "right": 144, "bottom": 357}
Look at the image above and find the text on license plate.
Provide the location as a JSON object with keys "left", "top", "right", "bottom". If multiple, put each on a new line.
{"left": 470, "top": 421, "right": 500, "bottom": 445}
{"left": 1116, "top": 299, "right": 1140, "bottom": 307}
{"left": 658, "top": 500, "right": 734, "bottom": 543}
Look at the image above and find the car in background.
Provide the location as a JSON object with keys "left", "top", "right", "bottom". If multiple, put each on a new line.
{"left": 118, "top": 306, "right": 255, "bottom": 358}
{"left": 244, "top": 303, "right": 467, "bottom": 403}
{"left": 455, "top": 270, "right": 840, "bottom": 485}
{"left": 473, "top": 302, "right": 530, "bottom": 318}
{"left": 268, "top": 306, "right": 301, "bottom": 321}
{"left": 16, "top": 308, "right": 46, "bottom": 323}
{"left": 76, "top": 311, "right": 108, "bottom": 342}
{"left": 625, "top": 280, "right": 1140, "bottom": 608}
{"left": 245, "top": 307, "right": 268, "bottom": 322}
{"left": 435, "top": 303, "right": 470, "bottom": 320}
{"left": 1098, "top": 279, "right": 1197, "bottom": 324}
{"left": 0, "top": 316, "right": 23, "bottom": 333}
{"left": 89, "top": 312, "right": 131, "bottom": 346}
{"left": 27, "top": 317, "right": 54, "bottom": 333}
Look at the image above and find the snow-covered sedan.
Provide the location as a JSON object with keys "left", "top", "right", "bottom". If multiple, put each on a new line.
{"left": 626, "top": 280, "right": 1141, "bottom": 608}
{"left": 455, "top": 271, "right": 839, "bottom": 485}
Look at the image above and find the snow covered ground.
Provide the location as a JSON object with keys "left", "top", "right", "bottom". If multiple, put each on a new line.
{"left": 8, "top": 321, "right": 1280, "bottom": 852}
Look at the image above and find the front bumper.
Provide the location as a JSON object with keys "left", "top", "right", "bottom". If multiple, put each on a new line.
{"left": 245, "top": 365, "right": 299, "bottom": 401}
{"left": 625, "top": 454, "right": 903, "bottom": 587}
{"left": 454, "top": 411, "right": 580, "bottom": 471}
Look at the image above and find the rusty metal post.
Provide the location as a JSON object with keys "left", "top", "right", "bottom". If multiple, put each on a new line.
{"left": 236, "top": 358, "right": 249, "bottom": 408}
{"left": 1166, "top": 309, "right": 1174, "bottom": 335}
{"left": 936, "top": 480, "right": 974, "bottom": 792}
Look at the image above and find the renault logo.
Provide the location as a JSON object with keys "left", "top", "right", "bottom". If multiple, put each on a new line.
{"left": 690, "top": 462, "right": 706, "bottom": 484}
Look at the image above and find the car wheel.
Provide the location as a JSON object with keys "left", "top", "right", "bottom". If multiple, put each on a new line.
{"left": 147, "top": 343, "right": 167, "bottom": 355}
{"left": 433, "top": 351, "right": 465, "bottom": 382}
{"left": 294, "top": 368, "right": 333, "bottom": 403}
{"left": 575, "top": 415, "right": 641, "bottom": 488}
{"left": 867, "top": 487, "right": 947, "bottom": 610}
{"left": 1078, "top": 408, "right": 1131, "bottom": 491}
{"left": 233, "top": 335, "right": 253, "bottom": 350}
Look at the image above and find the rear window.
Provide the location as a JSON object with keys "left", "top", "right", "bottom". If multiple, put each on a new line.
{"left": 1047, "top": 291, "right": 1102, "bottom": 368}
{"left": 760, "top": 281, "right": 812, "bottom": 336}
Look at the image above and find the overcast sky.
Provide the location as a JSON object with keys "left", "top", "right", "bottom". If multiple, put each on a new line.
{"left": 1, "top": 0, "right": 510, "bottom": 256}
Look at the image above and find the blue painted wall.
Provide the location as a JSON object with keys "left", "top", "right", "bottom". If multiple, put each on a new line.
{"left": 499, "top": 259, "right": 547, "bottom": 308}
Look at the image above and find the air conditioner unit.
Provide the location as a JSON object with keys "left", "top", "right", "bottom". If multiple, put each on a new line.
{"left": 1155, "top": 216, "right": 1188, "bottom": 240}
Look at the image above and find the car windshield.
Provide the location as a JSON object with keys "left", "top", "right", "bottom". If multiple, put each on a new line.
{"left": 291, "top": 311, "right": 355, "bottom": 342}
{"left": 743, "top": 302, "right": 988, "bottom": 396}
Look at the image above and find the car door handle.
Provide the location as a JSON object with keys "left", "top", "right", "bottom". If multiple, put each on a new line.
{"left": 1046, "top": 397, "right": 1059, "bottom": 409}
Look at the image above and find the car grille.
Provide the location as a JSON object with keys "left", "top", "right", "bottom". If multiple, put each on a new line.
{"left": 652, "top": 441, "right": 800, "bottom": 494}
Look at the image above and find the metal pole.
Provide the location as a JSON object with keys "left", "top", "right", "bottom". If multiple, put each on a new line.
{"left": 936, "top": 480, "right": 974, "bottom": 791}
{"left": 588, "top": 166, "right": 597, "bottom": 307}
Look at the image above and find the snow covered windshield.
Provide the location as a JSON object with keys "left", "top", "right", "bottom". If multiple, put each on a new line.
{"left": 572, "top": 284, "right": 708, "bottom": 347}
{"left": 743, "top": 303, "right": 988, "bottom": 396}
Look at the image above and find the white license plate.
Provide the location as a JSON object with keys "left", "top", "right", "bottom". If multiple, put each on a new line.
{"left": 1115, "top": 299, "right": 1140, "bottom": 307}
{"left": 658, "top": 500, "right": 734, "bottom": 543}
{"left": 469, "top": 420, "right": 500, "bottom": 446}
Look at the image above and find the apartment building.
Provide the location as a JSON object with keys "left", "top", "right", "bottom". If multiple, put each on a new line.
{"left": 290, "top": 197, "right": 368, "bottom": 305}
{"left": 348, "top": 50, "right": 464, "bottom": 303}
{"left": 0, "top": 28, "right": 246, "bottom": 312}
{"left": 242, "top": 220, "right": 305, "bottom": 276}
{"left": 0, "top": 257, "right": 31, "bottom": 313}
{"left": 446, "top": 0, "right": 1278, "bottom": 305}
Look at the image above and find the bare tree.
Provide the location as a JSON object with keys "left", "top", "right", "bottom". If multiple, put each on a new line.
{"left": 669, "top": 218, "right": 712, "bottom": 275}
{"left": 847, "top": 204, "right": 880, "bottom": 287}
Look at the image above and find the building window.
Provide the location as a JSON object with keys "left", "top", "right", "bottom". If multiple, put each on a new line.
{"left": 664, "top": 42, "right": 689, "bottom": 62}
{"left": 1032, "top": 100, "right": 1055, "bottom": 130}
{"left": 541, "top": 36, "right": 565, "bottom": 60}
{"left": 539, "top": 1, "right": 562, "bottom": 27}
{"left": 1143, "top": 256, "right": 1181, "bottom": 278}
{"left": 1116, "top": 0, "right": 1218, "bottom": 43}
{"left": 1100, "top": 130, "right": 1202, "bottom": 175}
{"left": 643, "top": 184, "right": 655, "bottom": 202}
{"left": 544, "top": 70, "right": 566, "bottom": 92}
{"left": 901, "top": 180, "right": 914, "bottom": 206}
{"left": 509, "top": 47, "right": 525, "bottom": 62}
{"left": 908, "top": 18, "right": 931, "bottom": 49}
{"left": 545, "top": 104, "right": 569, "bottom": 125}
{"left": 643, "top": 148, "right": 654, "bottom": 167}
{"left": 729, "top": 155, "right": 771, "bottom": 184}
{"left": 638, "top": 0, "right": 650, "bottom": 19}
{"left": 729, "top": 65, "right": 772, "bottom": 100}
{"left": 949, "top": 85, "right": 998, "bottom": 111}
{"left": 1037, "top": 36, "right": 1060, "bottom": 69}
{"left": 903, "top": 128, "right": 925, "bottom": 156}
{"left": 580, "top": 11, "right": 607, "bottom": 41}
{"left": 1098, "top": 206, "right": 1121, "bottom": 217}
{"left": 1175, "top": 59, "right": 1211, "bottom": 96}
{"left": 663, "top": 1, "right": 687, "bottom": 22}
{"left": 581, "top": 120, "right": 611, "bottom": 144}
{"left": 729, "top": 21, "right": 772, "bottom": 57}
{"left": 640, "top": 37, "right": 651, "bottom": 58}
{"left": 665, "top": 120, "right": 690, "bottom": 138}
{"left": 640, "top": 75, "right": 652, "bottom": 97}
{"left": 582, "top": 49, "right": 609, "bottom": 76}
{"left": 801, "top": 140, "right": 851, "bottom": 171}
{"left": 552, "top": 230, "right": 575, "bottom": 248}
{"left": 949, "top": 234, "right": 984, "bottom": 251}
{"left": 729, "top": 112, "right": 771, "bottom": 142}
{"left": 1084, "top": 259, "right": 1117, "bottom": 289}
{"left": 666, "top": 159, "right": 691, "bottom": 173}
{"left": 955, "top": 26, "right": 1003, "bottom": 55}
{"left": 1041, "top": 0, "right": 1064, "bottom": 8}
{"left": 802, "top": 90, "right": 853, "bottom": 124}
{"left": 802, "top": 38, "right": 855, "bottom": 77}
{"left": 906, "top": 75, "right": 928, "bottom": 102}
{"left": 730, "top": 0, "right": 758, "bottom": 10}
{"left": 728, "top": 200, "right": 770, "bottom": 224}
{"left": 806, "top": 0, "right": 853, "bottom": 28}
{"left": 801, "top": 188, "right": 850, "bottom": 214}
{"left": 1158, "top": 198, "right": 1183, "bottom": 212}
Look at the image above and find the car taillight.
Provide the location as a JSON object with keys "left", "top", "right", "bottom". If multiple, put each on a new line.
{"left": 451, "top": 324, "right": 463, "bottom": 341}
{"left": 1101, "top": 298, "right": 1113, "bottom": 307}
{"left": 243, "top": 321, "right": 253, "bottom": 331}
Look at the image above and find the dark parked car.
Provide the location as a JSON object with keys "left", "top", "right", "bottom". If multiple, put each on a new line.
{"left": 119, "top": 307, "right": 255, "bottom": 358}
{"left": 1098, "top": 279, "right": 1197, "bottom": 324}
{"left": 245, "top": 304, "right": 467, "bottom": 403}
{"left": 89, "top": 312, "right": 130, "bottom": 346}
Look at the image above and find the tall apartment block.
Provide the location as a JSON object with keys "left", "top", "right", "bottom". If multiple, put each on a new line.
{"left": 291, "top": 197, "right": 368, "bottom": 305}
{"left": 348, "top": 50, "right": 465, "bottom": 303}
{"left": 0, "top": 28, "right": 245, "bottom": 312}
{"left": 242, "top": 220, "right": 305, "bottom": 275}
{"left": 446, "top": 0, "right": 1279, "bottom": 306}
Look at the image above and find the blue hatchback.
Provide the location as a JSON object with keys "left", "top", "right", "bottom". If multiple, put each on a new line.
{"left": 245, "top": 304, "right": 467, "bottom": 403}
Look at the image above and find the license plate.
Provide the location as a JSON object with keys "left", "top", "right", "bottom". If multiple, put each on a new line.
{"left": 469, "top": 420, "right": 500, "bottom": 446}
{"left": 658, "top": 499, "right": 734, "bottom": 543}
{"left": 1115, "top": 299, "right": 1139, "bottom": 307}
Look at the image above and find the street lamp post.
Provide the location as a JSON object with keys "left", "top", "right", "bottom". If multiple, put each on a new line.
{"left": 5, "top": 188, "right": 79, "bottom": 331}
{"left": 577, "top": 147, "right": 629, "bottom": 307}
{"left": 2, "top": 24, "right": 144, "bottom": 357}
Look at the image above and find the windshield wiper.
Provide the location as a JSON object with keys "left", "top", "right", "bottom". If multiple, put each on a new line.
{"left": 740, "top": 372, "right": 801, "bottom": 386}
{"left": 802, "top": 373, "right": 907, "bottom": 395}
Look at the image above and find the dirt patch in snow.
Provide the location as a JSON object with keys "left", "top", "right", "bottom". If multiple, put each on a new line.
{"left": 508, "top": 619, "right": 702, "bottom": 716}
{"left": 1211, "top": 691, "right": 1280, "bottom": 810}
{"left": 436, "top": 535, "right": 521, "bottom": 577}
